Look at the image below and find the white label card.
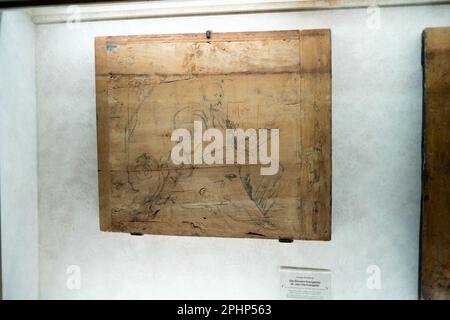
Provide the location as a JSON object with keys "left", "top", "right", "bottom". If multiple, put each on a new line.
{"left": 280, "top": 266, "right": 331, "bottom": 300}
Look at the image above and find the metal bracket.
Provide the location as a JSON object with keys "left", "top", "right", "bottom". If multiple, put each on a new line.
{"left": 278, "top": 238, "right": 294, "bottom": 243}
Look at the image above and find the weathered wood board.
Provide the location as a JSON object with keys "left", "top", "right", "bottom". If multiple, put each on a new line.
{"left": 95, "top": 30, "right": 331, "bottom": 240}
{"left": 421, "top": 27, "right": 450, "bottom": 299}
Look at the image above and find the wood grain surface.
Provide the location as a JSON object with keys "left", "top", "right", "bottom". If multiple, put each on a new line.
{"left": 421, "top": 27, "right": 450, "bottom": 299}
{"left": 95, "top": 30, "right": 331, "bottom": 240}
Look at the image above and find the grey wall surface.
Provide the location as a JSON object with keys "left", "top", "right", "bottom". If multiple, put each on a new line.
{"left": 0, "top": 11, "right": 39, "bottom": 299}
{"left": 33, "top": 4, "right": 450, "bottom": 299}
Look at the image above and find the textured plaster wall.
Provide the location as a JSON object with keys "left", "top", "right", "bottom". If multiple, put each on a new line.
{"left": 0, "top": 11, "right": 39, "bottom": 299}
{"left": 35, "top": 5, "right": 450, "bottom": 299}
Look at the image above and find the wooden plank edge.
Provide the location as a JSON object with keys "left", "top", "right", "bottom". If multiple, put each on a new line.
{"left": 298, "top": 28, "right": 332, "bottom": 241}
{"left": 95, "top": 37, "right": 112, "bottom": 231}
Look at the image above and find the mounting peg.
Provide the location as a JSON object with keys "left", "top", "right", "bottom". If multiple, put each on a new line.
{"left": 206, "top": 30, "right": 212, "bottom": 39}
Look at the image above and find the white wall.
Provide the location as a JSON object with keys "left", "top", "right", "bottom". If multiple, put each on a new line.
{"left": 0, "top": 11, "right": 39, "bottom": 299}
{"left": 34, "top": 5, "right": 450, "bottom": 299}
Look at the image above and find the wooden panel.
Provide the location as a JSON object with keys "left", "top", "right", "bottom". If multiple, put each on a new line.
{"left": 95, "top": 30, "right": 331, "bottom": 240}
{"left": 421, "top": 27, "right": 450, "bottom": 299}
